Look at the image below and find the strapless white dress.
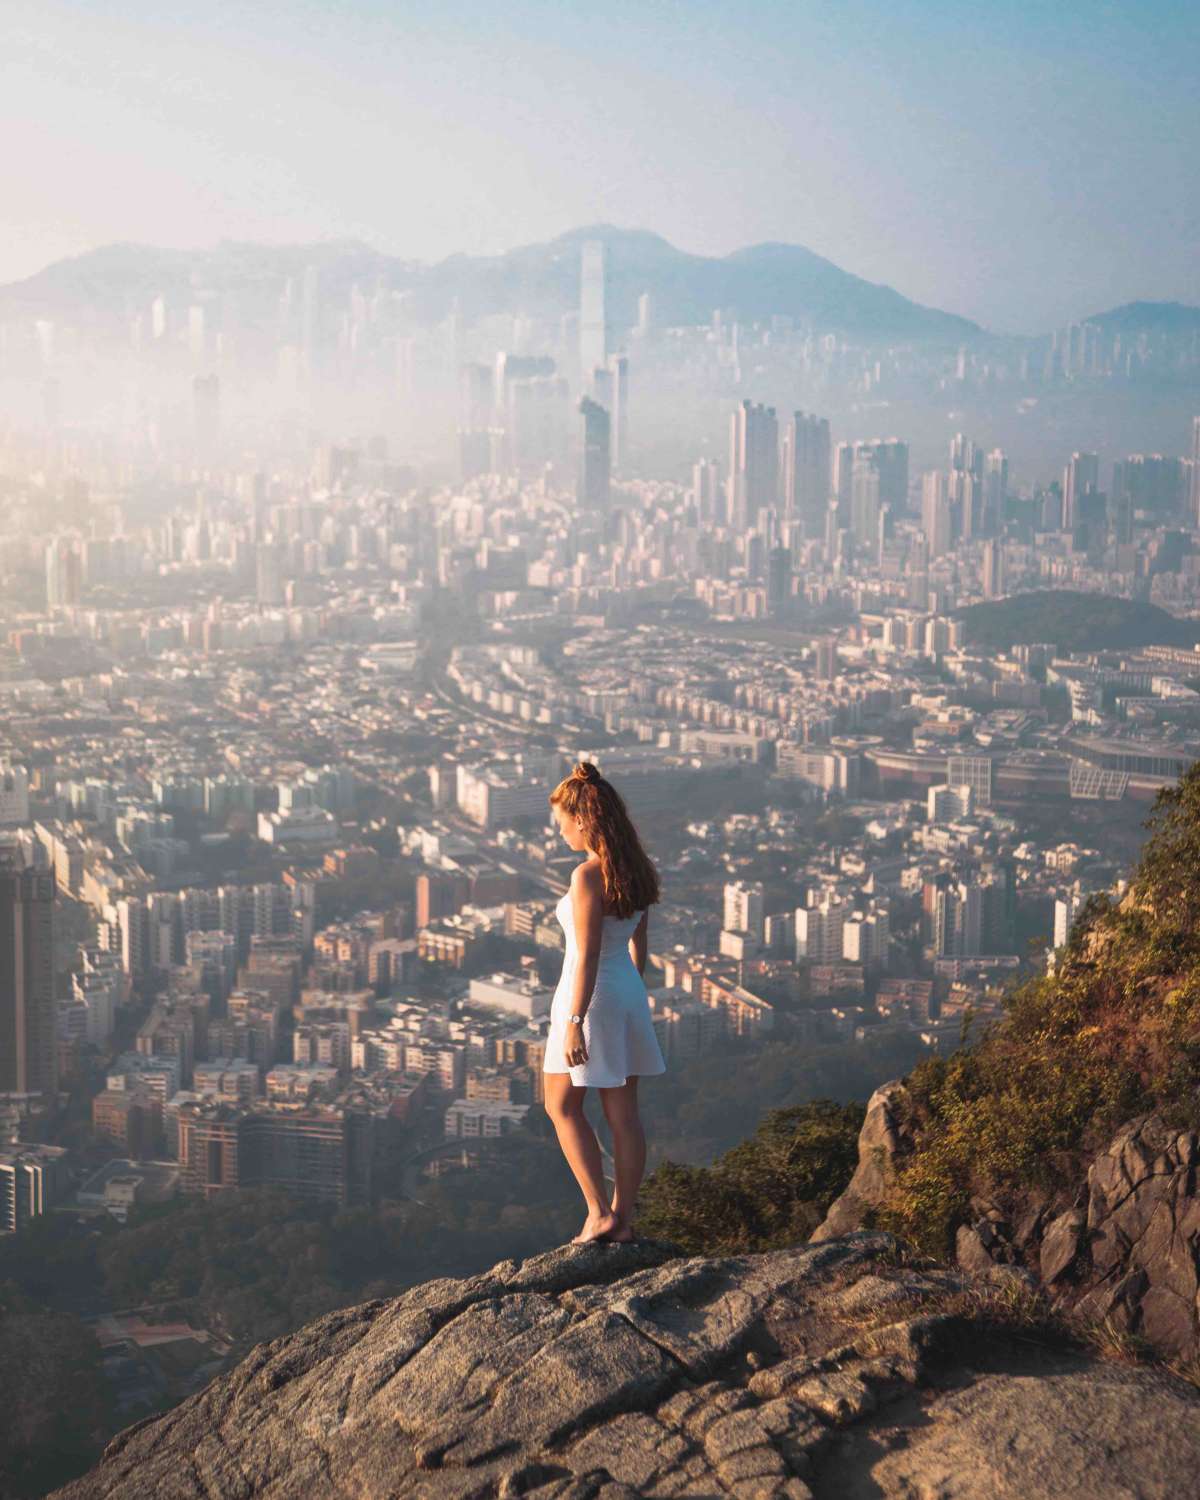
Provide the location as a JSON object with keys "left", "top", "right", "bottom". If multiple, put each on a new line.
{"left": 543, "top": 891, "right": 667, "bottom": 1089}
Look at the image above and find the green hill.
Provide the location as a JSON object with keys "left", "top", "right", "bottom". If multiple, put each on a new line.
{"left": 957, "top": 590, "right": 1200, "bottom": 652}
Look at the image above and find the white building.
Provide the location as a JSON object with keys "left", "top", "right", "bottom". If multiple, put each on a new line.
{"left": 795, "top": 895, "right": 847, "bottom": 963}
{"left": 841, "top": 904, "right": 891, "bottom": 966}
{"left": 455, "top": 763, "right": 559, "bottom": 830}
{"left": 468, "top": 972, "right": 551, "bottom": 1021}
{"left": 722, "top": 881, "right": 765, "bottom": 943}
{"left": 1054, "top": 888, "right": 1089, "bottom": 948}
{"left": 257, "top": 803, "right": 338, "bottom": 847}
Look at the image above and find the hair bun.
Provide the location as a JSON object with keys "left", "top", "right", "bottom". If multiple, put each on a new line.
{"left": 572, "top": 761, "right": 599, "bottom": 784}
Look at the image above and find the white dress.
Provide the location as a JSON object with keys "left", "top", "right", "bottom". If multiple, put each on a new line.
{"left": 543, "top": 891, "right": 667, "bottom": 1089}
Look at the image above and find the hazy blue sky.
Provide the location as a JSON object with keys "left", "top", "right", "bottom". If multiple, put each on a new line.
{"left": 7, "top": 0, "right": 1198, "bottom": 332}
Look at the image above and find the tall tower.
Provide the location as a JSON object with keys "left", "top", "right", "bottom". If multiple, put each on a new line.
{"left": 982, "top": 539, "right": 1004, "bottom": 599}
{"left": 44, "top": 538, "right": 82, "bottom": 609}
{"left": 921, "top": 472, "right": 952, "bottom": 557}
{"left": 849, "top": 455, "right": 881, "bottom": 548}
{"left": 834, "top": 440, "right": 907, "bottom": 526}
{"left": 1190, "top": 416, "right": 1200, "bottom": 525}
{"left": 1062, "top": 451, "right": 1099, "bottom": 531}
{"left": 782, "top": 411, "right": 831, "bottom": 534}
{"left": 579, "top": 241, "right": 607, "bottom": 379}
{"left": 0, "top": 858, "right": 57, "bottom": 1099}
{"left": 607, "top": 354, "right": 629, "bottom": 470}
{"left": 728, "top": 400, "right": 779, "bottom": 531}
{"left": 983, "top": 449, "right": 1008, "bottom": 536}
{"left": 577, "top": 398, "right": 611, "bottom": 511}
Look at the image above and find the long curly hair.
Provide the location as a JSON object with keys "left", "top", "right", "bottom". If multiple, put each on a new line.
{"left": 549, "top": 762, "right": 661, "bottom": 918}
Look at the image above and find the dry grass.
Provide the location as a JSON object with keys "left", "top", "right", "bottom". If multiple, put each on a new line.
{"left": 1074, "top": 1313, "right": 1156, "bottom": 1367}
{"left": 1165, "top": 1354, "right": 1200, "bottom": 1391}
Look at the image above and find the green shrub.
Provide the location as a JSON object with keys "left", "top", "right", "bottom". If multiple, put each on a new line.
{"left": 637, "top": 1099, "right": 865, "bottom": 1254}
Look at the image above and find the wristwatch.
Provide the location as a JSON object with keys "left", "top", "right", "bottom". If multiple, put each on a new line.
{"left": 569, "top": 1014, "right": 585, "bottom": 1025}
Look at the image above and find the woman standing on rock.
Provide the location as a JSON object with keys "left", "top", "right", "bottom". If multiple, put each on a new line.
{"left": 544, "top": 761, "right": 665, "bottom": 1244}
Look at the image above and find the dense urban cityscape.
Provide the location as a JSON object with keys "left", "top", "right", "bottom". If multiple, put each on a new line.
{"left": 3, "top": 226, "right": 1200, "bottom": 1485}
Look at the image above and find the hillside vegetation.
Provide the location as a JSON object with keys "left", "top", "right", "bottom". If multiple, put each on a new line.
{"left": 879, "top": 764, "right": 1200, "bottom": 1252}
{"left": 642, "top": 764, "right": 1200, "bottom": 1269}
{"left": 957, "top": 590, "right": 1199, "bottom": 652}
{"left": 638, "top": 1100, "right": 864, "bottom": 1252}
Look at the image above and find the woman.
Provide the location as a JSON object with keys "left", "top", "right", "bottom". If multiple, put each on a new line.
{"left": 544, "top": 761, "right": 665, "bottom": 1244}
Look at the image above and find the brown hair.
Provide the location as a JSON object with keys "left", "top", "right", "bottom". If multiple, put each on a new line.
{"left": 549, "top": 762, "right": 661, "bottom": 918}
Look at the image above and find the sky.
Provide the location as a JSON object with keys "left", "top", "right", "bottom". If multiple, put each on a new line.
{"left": 5, "top": 0, "right": 1198, "bottom": 333}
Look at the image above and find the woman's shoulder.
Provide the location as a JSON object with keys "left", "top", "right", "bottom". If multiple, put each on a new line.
{"left": 570, "top": 857, "right": 605, "bottom": 897}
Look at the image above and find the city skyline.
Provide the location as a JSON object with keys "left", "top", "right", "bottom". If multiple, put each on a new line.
{"left": 7, "top": 0, "right": 1199, "bottom": 332}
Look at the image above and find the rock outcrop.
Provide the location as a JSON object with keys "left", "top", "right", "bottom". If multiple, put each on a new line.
{"left": 816, "top": 1091, "right": 1200, "bottom": 1362}
{"left": 56, "top": 1232, "right": 1200, "bottom": 1500}
{"left": 810, "top": 1083, "right": 906, "bottom": 1244}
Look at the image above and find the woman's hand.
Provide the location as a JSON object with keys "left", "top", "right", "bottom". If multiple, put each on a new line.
{"left": 565, "top": 1028, "right": 589, "bottom": 1069}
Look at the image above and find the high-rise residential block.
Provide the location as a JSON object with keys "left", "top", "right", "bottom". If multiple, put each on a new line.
{"left": 921, "top": 471, "right": 952, "bottom": 557}
{"left": 577, "top": 397, "right": 611, "bottom": 511}
{"left": 1062, "top": 451, "right": 1100, "bottom": 531}
{"left": 728, "top": 400, "right": 778, "bottom": 531}
{"left": 0, "top": 858, "right": 57, "bottom": 1099}
{"left": 782, "top": 411, "right": 831, "bottom": 533}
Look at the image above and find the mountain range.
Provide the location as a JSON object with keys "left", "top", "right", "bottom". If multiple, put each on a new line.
{"left": 0, "top": 226, "right": 1194, "bottom": 346}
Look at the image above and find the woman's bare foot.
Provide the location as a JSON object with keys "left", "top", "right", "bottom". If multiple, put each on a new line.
{"left": 571, "top": 1211, "right": 619, "bottom": 1244}
{"left": 600, "top": 1220, "right": 636, "bottom": 1244}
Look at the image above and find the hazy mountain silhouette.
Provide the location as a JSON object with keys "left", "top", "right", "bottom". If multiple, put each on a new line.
{"left": 0, "top": 226, "right": 981, "bottom": 341}
{"left": 1079, "top": 300, "right": 1200, "bottom": 334}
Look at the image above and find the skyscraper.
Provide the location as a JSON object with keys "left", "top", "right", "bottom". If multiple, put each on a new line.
{"left": 983, "top": 449, "right": 1009, "bottom": 536}
{"left": 579, "top": 241, "right": 606, "bottom": 378}
{"left": 921, "top": 472, "right": 952, "bottom": 557}
{"left": 0, "top": 857, "right": 57, "bottom": 1099}
{"left": 849, "top": 454, "right": 881, "bottom": 548}
{"left": 1190, "top": 416, "right": 1200, "bottom": 525}
{"left": 255, "top": 543, "right": 285, "bottom": 606}
{"left": 728, "top": 400, "right": 778, "bottom": 531}
{"left": 494, "top": 352, "right": 558, "bottom": 472}
{"left": 691, "top": 459, "right": 721, "bottom": 524}
{"left": 607, "top": 354, "right": 629, "bottom": 470}
{"left": 1062, "top": 451, "right": 1100, "bottom": 531}
{"left": 834, "top": 439, "right": 908, "bottom": 523}
{"left": 982, "top": 539, "right": 1004, "bottom": 599}
{"left": 44, "top": 537, "right": 82, "bottom": 609}
{"left": 949, "top": 433, "right": 984, "bottom": 482}
{"left": 577, "top": 398, "right": 611, "bottom": 511}
{"left": 782, "top": 411, "right": 831, "bottom": 533}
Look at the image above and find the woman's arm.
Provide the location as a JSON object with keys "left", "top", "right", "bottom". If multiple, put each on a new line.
{"left": 566, "top": 862, "right": 605, "bottom": 1066}
{"left": 629, "top": 910, "right": 649, "bottom": 976}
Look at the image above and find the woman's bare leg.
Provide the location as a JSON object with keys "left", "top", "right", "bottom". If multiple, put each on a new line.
{"left": 544, "top": 1075, "right": 618, "bottom": 1242}
{"left": 599, "top": 1078, "right": 645, "bottom": 1241}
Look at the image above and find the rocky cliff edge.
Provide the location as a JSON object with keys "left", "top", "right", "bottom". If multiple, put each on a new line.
{"left": 55, "top": 1231, "right": 1200, "bottom": 1500}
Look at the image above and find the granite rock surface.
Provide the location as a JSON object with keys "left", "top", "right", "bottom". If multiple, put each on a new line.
{"left": 54, "top": 1230, "right": 1200, "bottom": 1500}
